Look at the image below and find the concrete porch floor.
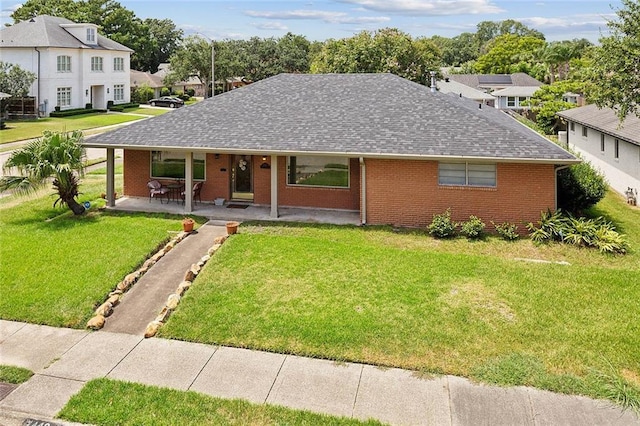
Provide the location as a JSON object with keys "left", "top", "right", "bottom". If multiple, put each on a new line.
{"left": 108, "top": 196, "right": 362, "bottom": 226}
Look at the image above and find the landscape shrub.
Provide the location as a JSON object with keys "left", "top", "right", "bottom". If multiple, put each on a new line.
{"left": 49, "top": 108, "right": 105, "bottom": 117}
{"left": 186, "top": 88, "right": 195, "bottom": 97}
{"left": 161, "top": 87, "right": 171, "bottom": 97}
{"left": 460, "top": 215, "right": 486, "bottom": 239}
{"left": 131, "top": 85, "right": 154, "bottom": 104}
{"left": 527, "top": 210, "right": 627, "bottom": 254}
{"left": 491, "top": 221, "right": 520, "bottom": 241}
{"left": 428, "top": 209, "right": 458, "bottom": 238}
{"left": 109, "top": 102, "right": 140, "bottom": 112}
{"left": 557, "top": 161, "right": 607, "bottom": 214}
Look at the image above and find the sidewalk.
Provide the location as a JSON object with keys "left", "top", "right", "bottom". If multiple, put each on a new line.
{"left": 1, "top": 321, "right": 638, "bottom": 425}
{"left": 1, "top": 221, "right": 639, "bottom": 425}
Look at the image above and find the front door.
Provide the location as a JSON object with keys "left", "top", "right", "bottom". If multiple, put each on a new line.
{"left": 231, "top": 155, "right": 253, "bottom": 201}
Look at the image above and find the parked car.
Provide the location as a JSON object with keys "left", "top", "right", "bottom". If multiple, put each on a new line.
{"left": 148, "top": 96, "right": 184, "bottom": 108}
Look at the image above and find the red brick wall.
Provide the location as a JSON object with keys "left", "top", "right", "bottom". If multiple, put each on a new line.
{"left": 365, "top": 159, "right": 556, "bottom": 228}
{"left": 123, "top": 150, "right": 230, "bottom": 202}
{"left": 276, "top": 157, "right": 360, "bottom": 210}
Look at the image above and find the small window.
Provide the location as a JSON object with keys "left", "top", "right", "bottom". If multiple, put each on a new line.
{"left": 56, "top": 55, "right": 71, "bottom": 72}
{"left": 518, "top": 96, "right": 527, "bottom": 105}
{"left": 507, "top": 96, "right": 516, "bottom": 107}
{"left": 113, "top": 84, "right": 124, "bottom": 102}
{"left": 601, "top": 134, "right": 605, "bottom": 152}
{"left": 570, "top": 122, "right": 575, "bottom": 132}
{"left": 56, "top": 87, "right": 72, "bottom": 107}
{"left": 582, "top": 126, "right": 588, "bottom": 137}
{"left": 614, "top": 139, "right": 619, "bottom": 159}
{"left": 113, "top": 57, "right": 124, "bottom": 72}
{"left": 439, "top": 163, "right": 496, "bottom": 187}
{"left": 287, "top": 156, "right": 349, "bottom": 188}
{"left": 91, "top": 56, "right": 103, "bottom": 72}
{"left": 87, "top": 28, "right": 96, "bottom": 43}
{"left": 151, "top": 151, "right": 205, "bottom": 180}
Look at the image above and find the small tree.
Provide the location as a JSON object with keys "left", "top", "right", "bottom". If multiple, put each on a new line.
{"left": 557, "top": 161, "right": 607, "bottom": 214}
{"left": 0, "top": 130, "right": 86, "bottom": 215}
{"left": 0, "top": 61, "right": 37, "bottom": 97}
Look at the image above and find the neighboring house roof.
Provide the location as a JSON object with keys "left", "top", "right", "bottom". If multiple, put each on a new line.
{"left": 0, "top": 15, "right": 133, "bottom": 52}
{"left": 491, "top": 86, "right": 541, "bottom": 97}
{"left": 85, "top": 73, "right": 576, "bottom": 164}
{"left": 436, "top": 80, "right": 495, "bottom": 102}
{"left": 130, "top": 70, "right": 164, "bottom": 88}
{"left": 153, "top": 64, "right": 202, "bottom": 87}
{"left": 446, "top": 73, "right": 543, "bottom": 91}
{"left": 557, "top": 104, "right": 640, "bottom": 147}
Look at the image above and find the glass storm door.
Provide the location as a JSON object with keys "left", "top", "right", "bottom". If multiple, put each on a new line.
{"left": 231, "top": 155, "right": 253, "bottom": 200}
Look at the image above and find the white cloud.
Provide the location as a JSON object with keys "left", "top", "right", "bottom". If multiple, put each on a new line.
{"left": 1, "top": 2, "right": 22, "bottom": 19}
{"left": 517, "top": 13, "right": 614, "bottom": 41}
{"left": 334, "top": 0, "right": 504, "bottom": 15}
{"left": 251, "top": 21, "right": 289, "bottom": 31}
{"left": 245, "top": 9, "right": 390, "bottom": 25}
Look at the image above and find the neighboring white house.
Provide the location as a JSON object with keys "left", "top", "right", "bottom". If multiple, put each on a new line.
{"left": 491, "top": 86, "right": 541, "bottom": 111}
{"left": 437, "top": 78, "right": 496, "bottom": 107}
{"left": 557, "top": 104, "right": 640, "bottom": 197}
{"left": 0, "top": 15, "right": 133, "bottom": 116}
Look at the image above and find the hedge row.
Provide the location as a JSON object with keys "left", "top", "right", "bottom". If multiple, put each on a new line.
{"left": 50, "top": 108, "right": 107, "bottom": 117}
{"left": 109, "top": 102, "right": 140, "bottom": 112}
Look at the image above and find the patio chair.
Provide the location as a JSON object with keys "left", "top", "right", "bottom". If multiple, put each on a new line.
{"left": 147, "top": 180, "right": 169, "bottom": 203}
{"left": 182, "top": 181, "right": 203, "bottom": 204}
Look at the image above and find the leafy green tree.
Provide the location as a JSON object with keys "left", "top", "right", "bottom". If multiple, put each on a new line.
{"left": 475, "top": 19, "right": 545, "bottom": 53}
{"left": 557, "top": 160, "right": 607, "bottom": 214}
{"left": 475, "top": 34, "right": 546, "bottom": 74}
{"left": 584, "top": 0, "right": 640, "bottom": 121}
{"left": 526, "top": 81, "right": 585, "bottom": 133}
{"left": 165, "top": 36, "right": 213, "bottom": 97}
{"left": 0, "top": 62, "right": 37, "bottom": 97}
{"left": 539, "top": 39, "right": 591, "bottom": 83}
{"left": 311, "top": 28, "right": 441, "bottom": 85}
{"left": 0, "top": 130, "right": 86, "bottom": 215}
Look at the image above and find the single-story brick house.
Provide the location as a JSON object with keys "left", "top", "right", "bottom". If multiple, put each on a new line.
{"left": 85, "top": 73, "right": 578, "bottom": 227}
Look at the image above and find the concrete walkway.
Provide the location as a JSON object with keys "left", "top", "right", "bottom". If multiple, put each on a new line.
{"left": 103, "top": 222, "right": 227, "bottom": 335}
{"left": 0, "top": 220, "right": 639, "bottom": 425}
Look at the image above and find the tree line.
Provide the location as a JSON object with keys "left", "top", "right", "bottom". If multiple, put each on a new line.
{"left": 9, "top": 0, "right": 639, "bottom": 122}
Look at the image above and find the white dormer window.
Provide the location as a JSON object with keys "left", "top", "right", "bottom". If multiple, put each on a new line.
{"left": 87, "top": 28, "right": 96, "bottom": 43}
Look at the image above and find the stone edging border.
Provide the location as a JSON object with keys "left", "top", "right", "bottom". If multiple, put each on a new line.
{"left": 144, "top": 234, "right": 228, "bottom": 338}
{"left": 86, "top": 231, "right": 192, "bottom": 330}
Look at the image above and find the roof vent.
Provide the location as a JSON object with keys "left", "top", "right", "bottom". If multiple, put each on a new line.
{"left": 430, "top": 71, "right": 436, "bottom": 93}
{"left": 29, "top": 18, "right": 36, "bottom": 22}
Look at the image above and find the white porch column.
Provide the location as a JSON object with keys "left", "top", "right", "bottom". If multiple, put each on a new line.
{"left": 106, "top": 148, "right": 115, "bottom": 208}
{"left": 184, "top": 151, "right": 193, "bottom": 213}
{"left": 270, "top": 155, "right": 278, "bottom": 218}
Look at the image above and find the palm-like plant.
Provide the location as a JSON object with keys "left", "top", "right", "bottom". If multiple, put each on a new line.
{"left": 0, "top": 130, "right": 86, "bottom": 215}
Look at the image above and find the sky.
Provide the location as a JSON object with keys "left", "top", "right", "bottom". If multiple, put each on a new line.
{"left": 1, "top": 0, "right": 622, "bottom": 43}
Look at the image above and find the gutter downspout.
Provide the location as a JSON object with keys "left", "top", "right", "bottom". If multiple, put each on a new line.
{"left": 34, "top": 47, "right": 41, "bottom": 116}
{"left": 359, "top": 157, "right": 366, "bottom": 225}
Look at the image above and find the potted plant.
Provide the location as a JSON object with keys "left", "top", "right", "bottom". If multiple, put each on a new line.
{"left": 226, "top": 221, "right": 239, "bottom": 235}
{"left": 182, "top": 217, "right": 195, "bottom": 232}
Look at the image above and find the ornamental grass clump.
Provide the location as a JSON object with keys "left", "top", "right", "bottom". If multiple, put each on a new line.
{"left": 428, "top": 209, "right": 458, "bottom": 238}
{"left": 460, "top": 215, "right": 486, "bottom": 240}
{"left": 527, "top": 210, "right": 628, "bottom": 254}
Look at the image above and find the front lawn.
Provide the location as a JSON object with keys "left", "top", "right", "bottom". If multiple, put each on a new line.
{"left": 160, "top": 191, "right": 640, "bottom": 405}
{"left": 0, "top": 174, "right": 188, "bottom": 327}
{"left": 0, "top": 113, "right": 146, "bottom": 144}
{"left": 58, "top": 378, "right": 383, "bottom": 426}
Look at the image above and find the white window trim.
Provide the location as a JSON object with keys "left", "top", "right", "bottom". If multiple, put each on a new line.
{"left": 150, "top": 151, "right": 206, "bottom": 181}
{"left": 113, "top": 57, "right": 124, "bottom": 72}
{"left": 438, "top": 162, "right": 497, "bottom": 188}
{"left": 57, "top": 55, "right": 71, "bottom": 73}
{"left": 56, "top": 87, "right": 72, "bottom": 108}
{"left": 91, "top": 56, "right": 103, "bottom": 72}
{"left": 113, "top": 84, "right": 125, "bottom": 102}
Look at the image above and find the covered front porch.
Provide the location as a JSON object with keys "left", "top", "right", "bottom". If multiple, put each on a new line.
{"left": 107, "top": 196, "right": 361, "bottom": 226}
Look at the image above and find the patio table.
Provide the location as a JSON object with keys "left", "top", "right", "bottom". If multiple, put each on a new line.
{"left": 166, "top": 183, "right": 184, "bottom": 204}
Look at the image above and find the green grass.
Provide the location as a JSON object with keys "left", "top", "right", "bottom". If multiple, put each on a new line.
{"left": 58, "top": 378, "right": 385, "bottom": 426}
{"left": 160, "top": 190, "right": 640, "bottom": 408}
{"left": 0, "top": 113, "right": 145, "bottom": 144}
{"left": 0, "top": 174, "right": 193, "bottom": 328}
{"left": 0, "top": 365, "right": 33, "bottom": 384}
{"left": 87, "top": 163, "right": 124, "bottom": 175}
{"left": 124, "top": 107, "right": 168, "bottom": 116}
